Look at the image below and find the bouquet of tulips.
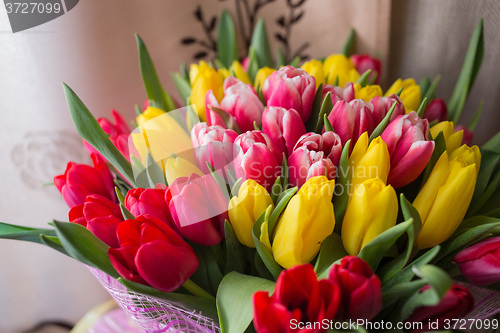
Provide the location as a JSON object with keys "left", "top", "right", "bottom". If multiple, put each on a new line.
{"left": 2, "top": 11, "right": 500, "bottom": 332}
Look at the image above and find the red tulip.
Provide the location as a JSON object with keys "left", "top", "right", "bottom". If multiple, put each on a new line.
{"left": 328, "top": 255, "right": 382, "bottom": 321}
{"left": 68, "top": 194, "right": 123, "bottom": 248}
{"left": 263, "top": 66, "right": 316, "bottom": 122}
{"left": 234, "top": 131, "right": 281, "bottom": 191}
{"left": 323, "top": 83, "right": 355, "bottom": 104}
{"left": 370, "top": 95, "right": 405, "bottom": 126}
{"left": 351, "top": 54, "right": 382, "bottom": 84}
{"left": 54, "top": 153, "right": 116, "bottom": 208}
{"left": 253, "top": 264, "right": 341, "bottom": 333}
{"left": 455, "top": 124, "right": 474, "bottom": 145}
{"left": 108, "top": 215, "right": 198, "bottom": 292}
{"left": 125, "top": 188, "right": 176, "bottom": 230}
{"left": 262, "top": 106, "right": 307, "bottom": 157}
{"left": 423, "top": 98, "right": 448, "bottom": 123}
{"left": 327, "top": 99, "right": 374, "bottom": 147}
{"left": 405, "top": 285, "right": 474, "bottom": 333}
{"left": 455, "top": 236, "right": 500, "bottom": 286}
{"left": 167, "top": 174, "right": 228, "bottom": 246}
{"left": 381, "top": 112, "right": 435, "bottom": 188}
{"left": 219, "top": 77, "right": 265, "bottom": 132}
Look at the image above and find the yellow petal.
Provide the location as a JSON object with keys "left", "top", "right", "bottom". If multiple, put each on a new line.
{"left": 231, "top": 60, "right": 252, "bottom": 85}
{"left": 301, "top": 59, "right": 325, "bottom": 87}
{"left": 164, "top": 156, "right": 203, "bottom": 184}
{"left": 254, "top": 67, "right": 276, "bottom": 91}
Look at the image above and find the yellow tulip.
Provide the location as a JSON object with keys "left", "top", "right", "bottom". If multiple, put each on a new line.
{"left": 323, "top": 54, "right": 360, "bottom": 87}
{"left": 349, "top": 132, "right": 391, "bottom": 194}
{"left": 254, "top": 67, "right": 276, "bottom": 91}
{"left": 230, "top": 60, "right": 252, "bottom": 85}
{"left": 355, "top": 84, "right": 383, "bottom": 102}
{"left": 228, "top": 180, "right": 274, "bottom": 247}
{"left": 414, "top": 145, "right": 481, "bottom": 249}
{"left": 189, "top": 61, "right": 224, "bottom": 122}
{"left": 385, "top": 78, "right": 421, "bottom": 112}
{"left": 301, "top": 59, "right": 325, "bottom": 87}
{"left": 430, "top": 121, "right": 464, "bottom": 154}
{"left": 342, "top": 177, "right": 398, "bottom": 255}
{"left": 272, "top": 176, "right": 335, "bottom": 268}
{"left": 164, "top": 156, "right": 203, "bottom": 185}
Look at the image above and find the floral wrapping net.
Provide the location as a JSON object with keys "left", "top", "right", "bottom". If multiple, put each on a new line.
{"left": 89, "top": 267, "right": 220, "bottom": 333}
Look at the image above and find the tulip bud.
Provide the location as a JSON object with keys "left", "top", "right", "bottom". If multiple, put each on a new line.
{"left": 370, "top": 94, "right": 405, "bottom": 125}
{"left": 323, "top": 82, "right": 356, "bottom": 104}
{"left": 253, "top": 264, "right": 341, "bottom": 332}
{"left": 455, "top": 124, "right": 474, "bottom": 145}
{"left": 354, "top": 84, "right": 383, "bottom": 102}
{"left": 322, "top": 54, "right": 360, "bottom": 87}
{"left": 125, "top": 188, "right": 175, "bottom": 230}
{"left": 164, "top": 156, "right": 203, "bottom": 185}
{"left": 342, "top": 178, "right": 398, "bottom": 255}
{"left": 294, "top": 132, "right": 343, "bottom": 166}
{"left": 69, "top": 194, "right": 123, "bottom": 248}
{"left": 108, "top": 215, "right": 199, "bottom": 292}
{"left": 301, "top": 59, "right": 325, "bottom": 87}
{"left": 455, "top": 236, "right": 500, "bottom": 286}
{"left": 54, "top": 153, "right": 116, "bottom": 208}
{"left": 254, "top": 67, "right": 276, "bottom": 91}
{"left": 381, "top": 112, "right": 435, "bottom": 188}
{"left": 219, "top": 77, "right": 265, "bottom": 132}
{"left": 430, "top": 121, "right": 464, "bottom": 155}
{"left": 349, "top": 133, "right": 391, "bottom": 193}
{"left": 167, "top": 174, "right": 228, "bottom": 246}
{"left": 405, "top": 285, "right": 474, "bottom": 333}
{"left": 262, "top": 107, "right": 306, "bottom": 156}
{"left": 228, "top": 180, "right": 274, "bottom": 247}
{"left": 230, "top": 60, "right": 252, "bottom": 85}
{"left": 272, "top": 176, "right": 335, "bottom": 268}
{"left": 190, "top": 61, "right": 225, "bottom": 121}
{"left": 414, "top": 145, "right": 481, "bottom": 249}
{"left": 385, "top": 78, "right": 421, "bottom": 113}
{"left": 350, "top": 54, "right": 382, "bottom": 84}
{"left": 205, "top": 90, "right": 228, "bottom": 127}
{"left": 328, "top": 255, "right": 382, "bottom": 320}
{"left": 263, "top": 66, "right": 316, "bottom": 122}
{"left": 423, "top": 98, "right": 448, "bottom": 123}
{"left": 328, "top": 100, "right": 375, "bottom": 147}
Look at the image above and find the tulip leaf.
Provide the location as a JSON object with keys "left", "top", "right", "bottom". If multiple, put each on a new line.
{"left": 482, "top": 131, "right": 500, "bottom": 154}
{"left": 146, "top": 153, "right": 167, "bottom": 187}
{"left": 135, "top": 34, "right": 176, "bottom": 112}
{"left": 333, "top": 140, "right": 351, "bottom": 233}
{"left": 400, "top": 194, "right": 422, "bottom": 241}
{"left": 306, "top": 83, "right": 324, "bottom": 132}
{"left": 358, "top": 219, "right": 414, "bottom": 272}
{"left": 114, "top": 187, "right": 126, "bottom": 205}
{"left": 418, "top": 77, "right": 431, "bottom": 97}
{"left": 0, "top": 222, "right": 57, "bottom": 244}
{"left": 448, "top": 19, "right": 484, "bottom": 123}
{"left": 171, "top": 72, "right": 192, "bottom": 102}
{"left": 206, "top": 162, "right": 231, "bottom": 202}
{"left": 281, "top": 153, "right": 289, "bottom": 190}
{"left": 191, "top": 243, "right": 224, "bottom": 296}
{"left": 63, "top": 84, "right": 136, "bottom": 187}
{"left": 289, "top": 57, "right": 301, "bottom": 67}
{"left": 250, "top": 18, "right": 274, "bottom": 68}
{"left": 217, "top": 271, "right": 275, "bottom": 333}
{"left": 467, "top": 100, "right": 483, "bottom": 131}
{"left": 231, "top": 178, "right": 242, "bottom": 197}
{"left": 40, "top": 235, "right": 68, "bottom": 256}
{"left": 268, "top": 187, "right": 297, "bottom": 236}
{"left": 314, "top": 92, "right": 333, "bottom": 133}
{"left": 381, "top": 279, "right": 427, "bottom": 310}
{"left": 180, "top": 62, "right": 190, "bottom": 81}
{"left": 118, "top": 278, "right": 219, "bottom": 322}
{"left": 270, "top": 176, "right": 283, "bottom": 204}
{"left": 421, "top": 132, "right": 446, "bottom": 184}
{"left": 314, "top": 233, "right": 348, "bottom": 277}
{"left": 120, "top": 204, "right": 135, "bottom": 220}
{"left": 217, "top": 9, "right": 238, "bottom": 68}
{"left": 395, "top": 87, "right": 403, "bottom": 97}
{"left": 253, "top": 207, "right": 283, "bottom": 279}
{"left": 355, "top": 70, "right": 372, "bottom": 87}
{"left": 416, "top": 97, "right": 428, "bottom": 118}
{"left": 224, "top": 220, "right": 246, "bottom": 275}
{"left": 369, "top": 101, "right": 397, "bottom": 141}
{"left": 341, "top": 28, "right": 355, "bottom": 57}
{"left": 423, "top": 75, "right": 441, "bottom": 101}
{"left": 324, "top": 114, "right": 334, "bottom": 132}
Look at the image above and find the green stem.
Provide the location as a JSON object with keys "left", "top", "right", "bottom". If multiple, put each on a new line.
{"left": 182, "top": 279, "right": 215, "bottom": 300}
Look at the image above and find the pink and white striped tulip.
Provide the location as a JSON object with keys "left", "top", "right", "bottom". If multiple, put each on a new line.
{"left": 262, "top": 106, "right": 306, "bottom": 157}
{"left": 370, "top": 95, "right": 406, "bottom": 126}
{"left": 327, "top": 99, "right": 374, "bottom": 147}
{"left": 288, "top": 149, "right": 337, "bottom": 189}
{"left": 323, "top": 82, "right": 355, "bottom": 105}
{"left": 293, "top": 132, "right": 343, "bottom": 167}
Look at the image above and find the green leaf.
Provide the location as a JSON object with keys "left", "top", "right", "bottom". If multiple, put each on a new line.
{"left": 315, "top": 92, "right": 333, "bottom": 133}
{"left": 171, "top": 72, "right": 192, "bottom": 102}
{"left": 448, "top": 19, "right": 484, "bottom": 123}
{"left": 280, "top": 153, "right": 289, "bottom": 191}
{"left": 62, "top": 84, "right": 136, "bottom": 187}
{"left": 369, "top": 101, "right": 397, "bottom": 141}
{"left": 247, "top": 47, "right": 260, "bottom": 83}
{"left": 217, "top": 272, "right": 275, "bottom": 333}
{"left": 416, "top": 97, "right": 428, "bottom": 118}
{"left": 224, "top": 221, "right": 246, "bottom": 274}
{"left": 115, "top": 187, "right": 126, "bottom": 205}
{"left": 120, "top": 204, "right": 135, "bottom": 220}
{"left": 306, "top": 83, "right": 324, "bottom": 132}
{"left": 341, "top": 28, "right": 355, "bottom": 57}
{"left": 53, "top": 221, "right": 119, "bottom": 278}
{"left": 253, "top": 207, "right": 283, "bottom": 279}
{"left": 270, "top": 176, "right": 283, "bottom": 204}
{"left": 333, "top": 140, "right": 351, "bottom": 233}
{"left": 135, "top": 34, "right": 176, "bottom": 112}
{"left": 146, "top": 153, "right": 166, "bottom": 187}
{"left": 40, "top": 235, "right": 68, "bottom": 256}
{"left": 268, "top": 187, "right": 297, "bottom": 236}
{"left": 382, "top": 280, "right": 427, "bottom": 309}
{"left": 217, "top": 9, "right": 238, "bottom": 68}
{"left": 423, "top": 75, "right": 441, "bottom": 101}
{"left": 421, "top": 132, "right": 446, "bottom": 184}
{"left": 355, "top": 70, "right": 372, "bottom": 87}
{"left": 418, "top": 77, "right": 431, "bottom": 97}
{"left": 324, "top": 114, "right": 334, "bottom": 132}
{"left": 482, "top": 132, "right": 500, "bottom": 153}
{"left": 119, "top": 278, "right": 218, "bottom": 321}
{"left": 467, "top": 100, "right": 483, "bottom": 131}
{"left": 358, "top": 219, "right": 414, "bottom": 272}
{"left": 0, "top": 222, "right": 56, "bottom": 244}
{"left": 314, "top": 233, "right": 347, "bottom": 276}
{"left": 250, "top": 18, "right": 273, "bottom": 68}
{"left": 289, "top": 57, "right": 301, "bottom": 67}
{"left": 414, "top": 265, "right": 451, "bottom": 299}
{"left": 469, "top": 153, "right": 500, "bottom": 216}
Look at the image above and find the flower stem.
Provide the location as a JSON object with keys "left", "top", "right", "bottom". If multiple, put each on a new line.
{"left": 182, "top": 279, "right": 215, "bottom": 300}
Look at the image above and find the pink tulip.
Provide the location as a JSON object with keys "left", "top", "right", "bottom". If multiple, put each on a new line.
{"left": 423, "top": 98, "right": 448, "bottom": 123}
{"left": 328, "top": 99, "right": 374, "bottom": 147}
{"left": 54, "top": 153, "right": 116, "bottom": 208}
{"left": 262, "top": 107, "right": 306, "bottom": 157}
{"left": 167, "top": 174, "right": 228, "bottom": 246}
{"left": 205, "top": 90, "right": 227, "bottom": 127}
{"left": 288, "top": 149, "right": 337, "bottom": 188}
{"left": 455, "top": 237, "right": 500, "bottom": 286}
{"left": 370, "top": 95, "right": 406, "bottom": 126}
{"left": 69, "top": 194, "right": 123, "bottom": 248}
{"left": 241, "top": 57, "right": 250, "bottom": 72}
{"left": 455, "top": 124, "right": 474, "bottom": 145}
{"left": 219, "top": 77, "right": 264, "bottom": 132}
{"left": 323, "top": 83, "right": 355, "bottom": 104}
{"left": 125, "top": 188, "right": 176, "bottom": 230}
{"left": 293, "top": 132, "right": 343, "bottom": 166}
{"left": 263, "top": 66, "right": 316, "bottom": 122}
{"left": 381, "top": 112, "right": 435, "bottom": 188}
{"left": 234, "top": 131, "right": 281, "bottom": 191}
{"left": 351, "top": 54, "right": 382, "bottom": 84}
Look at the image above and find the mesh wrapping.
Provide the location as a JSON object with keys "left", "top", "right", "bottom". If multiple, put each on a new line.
{"left": 89, "top": 267, "right": 220, "bottom": 333}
